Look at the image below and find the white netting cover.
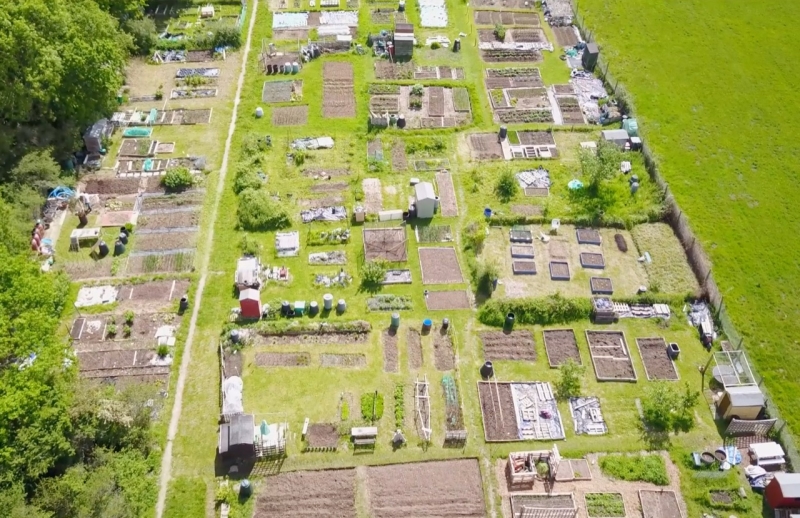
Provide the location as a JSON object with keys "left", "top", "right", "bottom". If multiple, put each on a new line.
{"left": 222, "top": 376, "right": 243, "bottom": 414}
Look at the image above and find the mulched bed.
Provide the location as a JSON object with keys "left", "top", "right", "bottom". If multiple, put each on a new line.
{"left": 320, "top": 353, "right": 366, "bottom": 367}
{"left": 84, "top": 178, "right": 141, "bottom": 196}
{"left": 614, "top": 233, "right": 628, "bottom": 252}
{"left": 254, "top": 469, "right": 356, "bottom": 518}
{"left": 580, "top": 252, "right": 605, "bottom": 269}
{"left": 407, "top": 328, "right": 423, "bottom": 369}
{"left": 382, "top": 328, "right": 399, "bottom": 372}
{"left": 364, "top": 227, "right": 407, "bottom": 262}
{"left": 512, "top": 260, "right": 537, "bottom": 274}
{"left": 375, "top": 61, "right": 414, "bottom": 80}
{"left": 306, "top": 423, "right": 339, "bottom": 450}
{"left": 558, "top": 96, "right": 585, "bottom": 124}
{"left": 478, "top": 381, "right": 519, "bottom": 441}
{"left": 428, "top": 87, "right": 445, "bottom": 117}
{"left": 590, "top": 277, "right": 614, "bottom": 294}
{"left": 577, "top": 228, "right": 602, "bottom": 244}
{"left": 419, "top": 247, "right": 463, "bottom": 284}
{"left": 518, "top": 130, "right": 555, "bottom": 146}
{"left": 433, "top": 328, "right": 455, "bottom": 370}
{"left": 370, "top": 95, "right": 400, "bottom": 113}
{"left": 543, "top": 329, "right": 581, "bottom": 367}
{"left": 425, "top": 290, "right": 470, "bottom": 310}
{"left": 481, "top": 330, "right": 535, "bottom": 361}
{"left": 435, "top": 171, "right": 458, "bottom": 217}
{"left": 549, "top": 261, "right": 571, "bottom": 280}
{"left": 511, "top": 245, "right": 535, "bottom": 258}
{"left": 255, "top": 352, "right": 311, "bottom": 367}
{"left": 639, "top": 490, "right": 682, "bottom": 518}
{"left": 272, "top": 105, "right": 309, "bottom": 126}
{"left": 587, "top": 330, "right": 637, "bottom": 381}
{"left": 636, "top": 337, "right": 679, "bottom": 380}
{"left": 391, "top": 141, "right": 407, "bottom": 170}
{"left": 137, "top": 210, "right": 200, "bottom": 229}
{"left": 135, "top": 231, "right": 196, "bottom": 252}
{"left": 469, "top": 133, "right": 504, "bottom": 160}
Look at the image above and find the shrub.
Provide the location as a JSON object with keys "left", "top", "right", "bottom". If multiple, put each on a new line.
{"left": 240, "top": 234, "right": 261, "bottom": 256}
{"left": 234, "top": 165, "right": 263, "bottom": 194}
{"left": 236, "top": 188, "right": 291, "bottom": 231}
{"left": 212, "top": 25, "right": 242, "bottom": 49}
{"left": 599, "top": 455, "right": 669, "bottom": 486}
{"left": 215, "top": 483, "right": 235, "bottom": 505}
{"left": 293, "top": 150, "right": 306, "bottom": 166}
{"left": 122, "top": 324, "right": 132, "bottom": 338}
{"left": 430, "top": 41, "right": 440, "bottom": 50}
{"left": 494, "top": 169, "right": 519, "bottom": 202}
{"left": 361, "top": 392, "right": 384, "bottom": 421}
{"left": 642, "top": 382, "right": 700, "bottom": 432}
{"left": 411, "top": 84, "right": 424, "bottom": 96}
{"left": 361, "top": 260, "right": 387, "bottom": 286}
{"left": 463, "top": 220, "right": 487, "bottom": 252}
{"left": 494, "top": 23, "right": 506, "bottom": 41}
{"left": 478, "top": 294, "right": 592, "bottom": 326}
{"left": 162, "top": 167, "right": 194, "bottom": 191}
{"left": 157, "top": 345, "right": 169, "bottom": 358}
{"left": 106, "top": 324, "right": 117, "bottom": 337}
{"left": 554, "top": 359, "right": 585, "bottom": 399}
{"left": 124, "top": 222, "right": 134, "bottom": 234}
{"left": 341, "top": 401, "right": 350, "bottom": 421}
{"left": 124, "top": 310, "right": 134, "bottom": 325}
{"left": 125, "top": 18, "right": 158, "bottom": 56}
{"left": 471, "top": 259, "right": 499, "bottom": 297}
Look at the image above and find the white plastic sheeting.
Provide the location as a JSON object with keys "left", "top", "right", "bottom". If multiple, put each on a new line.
{"left": 319, "top": 10, "right": 358, "bottom": 25}
{"left": 273, "top": 12, "right": 309, "bottom": 29}
{"left": 419, "top": 0, "right": 447, "bottom": 28}
{"left": 222, "top": 376, "right": 244, "bottom": 415}
{"left": 318, "top": 25, "right": 352, "bottom": 36}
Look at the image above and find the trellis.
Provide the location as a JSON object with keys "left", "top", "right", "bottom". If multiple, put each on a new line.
{"left": 415, "top": 375, "right": 431, "bottom": 442}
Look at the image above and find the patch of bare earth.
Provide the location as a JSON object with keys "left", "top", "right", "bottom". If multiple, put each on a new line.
{"left": 419, "top": 247, "right": 463, "bottom": 284}
{"left": 425, "top": 290, "right": 471, "bottom": 310}
{"left": 543, "top": 329, "right": 581, "bottom": 367}
{"left": 254, "top": 469, "right": 356, "bottom": 518}
{"left": 433, "top": 327, "right": 455, "bottom": 370}
{"left": 366, "top": 460, "right": 485, "bottom": 518}
{"left": 481, "top": 330, "right": 536, "bottom": 361}
{"left": 382, "top": 328, "right": 399, "bottom": 372}
{"left": 407, "top": 328, "right": 423, "bottom": 369}
{"left": 435, "top": 171, "right": 458, "bottom": 216}
{"left": 478, "top": 382, "right": 518, "bottom": 441}
{"left": 306, "top": 423, "right": 339, "bottom": 450}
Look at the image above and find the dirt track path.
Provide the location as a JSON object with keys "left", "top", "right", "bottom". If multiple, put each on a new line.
{"left": 154, "top": 1, "right": 259, "bottom": 516}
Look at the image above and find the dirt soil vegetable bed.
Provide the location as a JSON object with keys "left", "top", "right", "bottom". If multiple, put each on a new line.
{"left": 255, "top": 352, "right": 311, "bottom": 367}
{"left": 639, "top": 490, "right": 683, "bottom": 518}
{"left": 426, "top": 290, "right": 471, "bottom": 310}
{"left": 364, "top": 227, "right": 407, "bottom": 262}
{"left": 272, "top": 105, "right": 309, "bottom": 125}
{"left": 419, "top": 247, "right": 463, "bottom": 284}
{"left": 306, "top": 423, "right": 339, "bottom": 450}
{"left": 590, "top": 277, "right": 614, "bottom": 294}
{"left": 481, "top": 49, "right": 542, "bottom": 62}
{"left": 117, "top": 279, "right": 189, "bottom": 308}
{"left": 478, "top": 381, "right": 519, "bottom": 441}
{"left": 383, "top": 328, "right": 398, "bottom": 372}
{"left": 433, "top": 328, "right": 455, "bottom": 370}
{"left": 137, "top": 210, "right": 200, "bottom": 229}
{"left": 543, "top": 329, "right": 581, "bottom": 367}
{"left": 83, "top": 178, "right": 141, "bottom": 196}
{"left": 636, "top": 337, "right": 679, "bottom": 380}
{"left": 407, "top": 328, "right": 423, "bottom": 369}
{"left": 435, "top": 171, "right": 458, "bottom": 216}
{"left": 126, "top": 251, "right": 195, "bottom": 274}
{"left": 135, "top": 231, "right": 196, "bottom": 252}
{"left": 481, "top": 331, "right": 536, "bottom": 361}
{"left": 470, "top": 133, "right": 504, "bottom": 160}
{"left": 254, "top": 469, "right": 356, "bottom": 517}
{"left": 366, "top": 460, "right": 485, "bottom": 518}
{"left": 587, "top": 331, "right": 637, "bottom": 381}
{"left": 256, "top": 332, "right": 369, "bottom": 346}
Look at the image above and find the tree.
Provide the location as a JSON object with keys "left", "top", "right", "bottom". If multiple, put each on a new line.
{"left": 92, "top": 0, "right": 147, "bottom": 21}
{"left": 494, "top": 170, "right": 519, "bottom": 202}
{"left": 236, "top": 188, "right": 291, "bottom": 231}
{"left": 0, "top": 0, "right": 130, "bottom": 162}
{"left": 361, "top": 260, "right": 387, "bottom": 286}
{"left": 124, "top": 17, "right": 158, "bottom": 55}
{"left": 554, "top": 359, "right": 585, "bottom": 399}
{"left": 642, "top": 382, "right": 700, "bottom": 432}
{"left": 162, "top": 167, "right": 194, "bottom": 191}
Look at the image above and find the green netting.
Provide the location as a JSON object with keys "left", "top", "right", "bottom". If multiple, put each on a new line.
{"left": 123, "top": 127, "right": 152, "bottom": 138}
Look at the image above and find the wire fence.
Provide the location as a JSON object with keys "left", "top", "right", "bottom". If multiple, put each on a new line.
{"left": 570, "top": 2, "right": 799, "bottom": 469}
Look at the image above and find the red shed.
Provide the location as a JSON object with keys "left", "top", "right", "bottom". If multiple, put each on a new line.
{"left": 239, "top": 288, "right": 262, "bottom": 319}
{"left": 766, "top": 473, "right": 800, "bottom": 509}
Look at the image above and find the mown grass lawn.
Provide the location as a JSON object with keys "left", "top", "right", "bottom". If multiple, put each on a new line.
{"left": 576, "top": 0, "right": 800, "bottom": 442}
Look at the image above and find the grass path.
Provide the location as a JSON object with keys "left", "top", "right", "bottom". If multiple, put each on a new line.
{"left": 154, "top": 0, "right": 259, "bottom": 515}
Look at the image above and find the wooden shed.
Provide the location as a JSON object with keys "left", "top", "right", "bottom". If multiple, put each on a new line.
{"left": 239, "top": 288, "right": 262, "bottom": 319}
{"left": 766, "top": 473, "right": 800, "bottom": 509}
{"left": 718, "top": 385, "right": 765, "bottom": 420}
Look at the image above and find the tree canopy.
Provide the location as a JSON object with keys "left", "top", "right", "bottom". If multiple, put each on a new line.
{"left": 0, "top": 0, "right": 130, "bottom": 160}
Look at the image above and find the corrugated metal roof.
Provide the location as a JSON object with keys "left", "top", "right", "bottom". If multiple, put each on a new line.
{"left": 726, "top": 385, "right": 765, "bottom": 407}
{"left": 775, "top": 472, "right": 800, "bottom": 497}
{"left": 415, "top": 181, "right": 436, "bottom": 201}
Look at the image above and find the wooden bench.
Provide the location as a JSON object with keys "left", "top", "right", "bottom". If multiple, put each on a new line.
{"left": 351, "top": 426, "right": 377, "bottom": 449}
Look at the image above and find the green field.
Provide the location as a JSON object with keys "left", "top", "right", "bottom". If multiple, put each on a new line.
{"left": 577, "top": 0, "right": 800, "bottom": 441}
